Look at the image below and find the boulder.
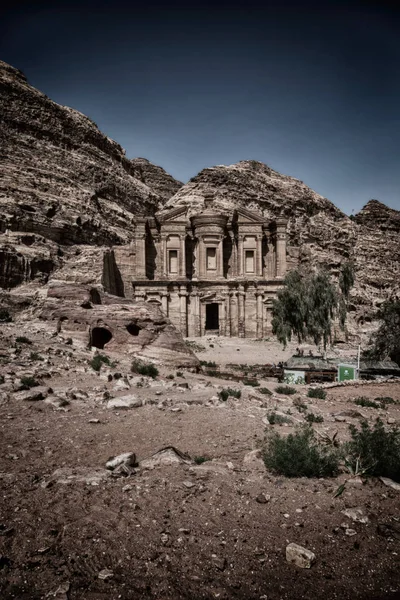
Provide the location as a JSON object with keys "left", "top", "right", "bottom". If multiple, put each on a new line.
{"left": 286, "top": 543, "right": 316, "bottom": 568}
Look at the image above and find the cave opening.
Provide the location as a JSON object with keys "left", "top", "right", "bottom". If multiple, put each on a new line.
{"left": 126, "top": 323, "right": 141, "bottom": 336}
{"left": 91, "top": 327, "right": 112, "bottom": 349}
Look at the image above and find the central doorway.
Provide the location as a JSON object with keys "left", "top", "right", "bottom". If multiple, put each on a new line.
{"left": 205, "top": 303, "right": 219, "bottom": 332}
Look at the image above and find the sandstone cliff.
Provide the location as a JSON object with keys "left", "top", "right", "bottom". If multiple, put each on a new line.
{"left": 130, "top": 158, "right": 183, "bottom": 201}
{"left": 0, "top": 60, "right": 181, "bottom": 287}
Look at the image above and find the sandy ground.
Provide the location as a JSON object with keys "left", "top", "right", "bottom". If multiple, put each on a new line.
{"left": 0, "top": 326, "right": 399, "bottom": 600}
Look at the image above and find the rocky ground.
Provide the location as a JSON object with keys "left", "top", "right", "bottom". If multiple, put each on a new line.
{"left": 0, "top": 327, "right": 399, "bottom": 600}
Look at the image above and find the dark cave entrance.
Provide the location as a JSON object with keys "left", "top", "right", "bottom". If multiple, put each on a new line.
{"left": 205, "top": 303, "right": 219, "bottom": 331}
{"left": 91, "top": 327, "right": 112, "bottom": 349}
{"left": 126, "top": 323, "right": 141, "bottom": 336}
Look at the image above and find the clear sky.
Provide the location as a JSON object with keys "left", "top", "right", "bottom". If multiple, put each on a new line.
{"left": 1, "top": 0, "right": 399, "bottom": 214}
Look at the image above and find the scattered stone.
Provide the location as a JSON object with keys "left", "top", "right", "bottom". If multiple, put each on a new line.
{"left": 182, "top": 481, "right": 195, "bottom": 489}
{"left": 98, "top": 568, "right": 114, "bottom": 580}
{"left": 45, "top": 467, "right": 111, "bottom": 486}
{"left": 14, "top": 386, "right": 48, "bottom": 401}
{"left": 286, "top": 543, "right": 316, "bottom": 568}
{"left": 377, "top": 522, "right": 400, "bottom": 540}
{"left": 387, "top": 417, "right": 396, "bottom": 424}
{"left": 106, "top": 452, "right": 137, "bottom": 471}
{"left": 345, "top": 528, "right": 357, "bottom": 536}
{"left": 334, "top": 415, "right": 346, "bottom": 422}
{"left": 107, "top": 396, "right": 142, "bottom": 410}
{"left": 342, "top": 508, "right": 369, "bottom": 524}
{"left": 88, "top": 418, "right": 101, "bottom": 424}
{"left": 51, "top": 581, "right": 71, "bottom": 599}
{"left": 211, "top": 555, "right": 226, "bottom": 570}
{"left": 380, "top": 477, "right": 400, "bottom": 491}
{"left": 141, "top": 447, "right": 193, "bottom": 469}
{"left": 255, "top": 493, "right": 270, "bottom": 504}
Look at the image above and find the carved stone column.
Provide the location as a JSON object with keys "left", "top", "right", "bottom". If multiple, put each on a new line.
{"left": 256, "top": 235, "right": 263, "bottom": 277}
{"left": 238, "top": 236, "right": 244, "bottom": 276}
{"left": 225, "top": 293, "right": 231, "bottom": 336}
{"left": 179, "top": 236, "right": 186, "bottom": 279}
{"left": 198, "top": 236, "right": 205, "bottom": 279}
{"left": 275, "top": 218, "right": 287, "bottom": 278}
{"left": 161, "top": 234, "right": 167, "bottom": 278}
{"left": 135, "top": 219, "right": 147, "bottom": 280}
{"left": 217, "top": 238, "right": 224, "bottom": 278}
{"left": 267, "top": 234, "right": 276, "bottom": 279}
{"left": 190, "top": 291, "right": 201, "bottom": 337}
{"left": 160, "top": 292, "right": 169, "bottom": 316}
{"left": 230, "top": 291, "right": 238, "bottom": 336}
{"left": 178, "top": 289, "right": 188, "bottom": 336}
{"left": 229, "top": 232, "right": 237, "bottom": 278}
{"left": 238, "top": 287, "right": 246, "bottom": 338}
{"left": 256, "top": 290, "right": 264, "bottom": 338}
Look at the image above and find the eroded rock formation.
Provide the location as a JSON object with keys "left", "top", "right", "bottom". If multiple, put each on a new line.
{"left": 35, "top": 284, "right": 199, "bottom": 367}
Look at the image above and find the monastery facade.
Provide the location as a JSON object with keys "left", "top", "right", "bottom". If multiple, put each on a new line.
{"left": 108, "top": 195, "right": 287, "bottom": 338}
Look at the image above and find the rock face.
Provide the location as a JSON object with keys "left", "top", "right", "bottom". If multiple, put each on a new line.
{"left": 164, "top": 161, "right": 400, "bottom": 319}
{"left": 0, "top": 60, "right": 180, "bottom": 288}
{"left": 354, "top": 200, "right": 400, "bottom": 315}
{"left": 130, "top": 158, "right": 183, "bottom": 201}
{"left": 34, "top": 284, "right": 199, "bottom": 367}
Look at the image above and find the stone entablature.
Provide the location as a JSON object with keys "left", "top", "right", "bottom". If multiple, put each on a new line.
{"left": 109, "top": 195, "right": 288, "bottom": 338}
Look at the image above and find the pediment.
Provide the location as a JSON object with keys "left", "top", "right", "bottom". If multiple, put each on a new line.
{"left": 157, "top": 206, "right": 188, "bottom": 224}
{"left": 236, "top": 207, "right": 265, "bottom": 224}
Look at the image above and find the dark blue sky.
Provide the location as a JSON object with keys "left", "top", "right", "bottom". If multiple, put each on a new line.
{"left": 1, "top": 0, "right": 399, "bottom": 214}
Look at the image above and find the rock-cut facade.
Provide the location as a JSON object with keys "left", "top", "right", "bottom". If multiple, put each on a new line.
{"left": 106, "top": 195, "right": 288, "bottom": 338}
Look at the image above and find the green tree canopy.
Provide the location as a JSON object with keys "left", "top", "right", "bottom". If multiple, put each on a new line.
{"left": 365, "top": 299, "right": 400, "bottom": 365}
{"left": 272, "top": 264, "right": 355, "bottom": 351}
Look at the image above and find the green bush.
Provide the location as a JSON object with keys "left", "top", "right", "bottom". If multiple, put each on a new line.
{"left": 167, "top": 374, "right": 175, "bottom": 380}
{"left": 131, "top": 360, "right": 159, "bottom": 379}
{"left": 20, "top": 376, "right": 39, "bottom": 389}
{"left": 29, "top": 351, "right": 43, "bottom": 361}
{"left": 293, "top": 397, "right": 308, "bottom": 413}
{"left": 206, "top": 370, "right": 219, "bottom": 377}
{"left": 200, "top": 360, "right": 217, "bottom": 368}
{"left": 176, "top": 371, "right": 184, "bottom": 377}
{"left": 219, "top": 387, "right": 241, "bottom": 401}
{"left": 16, "top": 336, "right": 32, "bottom": 344}
{"left": 375, "top": 397, "right": 397, "bottom": 406}
{"left": 354, "top": 397, "right": 379, "bottom": 409}
{"left": 263, "top": 426, "right": 340, "bottom": 478}
{"left": 346, "top": 418, "right": 400, "bottom": 482}
{"left": 267, "top": 411, "right": 291, "bottom": 425}
{"left": 259, "top": 387, "right": 272, "bottom": 396}
{"left": 0, "top": 375, "right": 4, "bottom": 384}
{"left": 307, "top": 388, "right": 327, "bottom": 400}
{"left": 305, "top": 412, "right": 324, "bottom": 423}
{"left": 275, "top": 385, "right": 297, "bottom": 395}
{"left": 89, "top": 354, "right": 111, "bottom": 371}
{"left": 244, "top": 379, "right": 260, "bottom": 387}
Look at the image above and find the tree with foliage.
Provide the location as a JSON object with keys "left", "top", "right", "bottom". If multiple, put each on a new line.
{"left": 272, "top": 263, "right": 355, "bottom": 352}
{"left": 365, "top": 299, "right": 400, "bottom": 365}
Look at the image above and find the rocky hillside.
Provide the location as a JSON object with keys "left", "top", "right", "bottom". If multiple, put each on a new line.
{"left": 1, "top": 59, "right": 398, "bottom": 322}
{"left": 165, "top": 161, "right": 400, "bottom": 318}
{"left": 0, "top": 61, "right": 159, "bottom": 245}
{"left": 0, "top": 60, "right": 181, "bottom": 287}
{"left": 130, "top": 158, "right": 182, "bottom": 201}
